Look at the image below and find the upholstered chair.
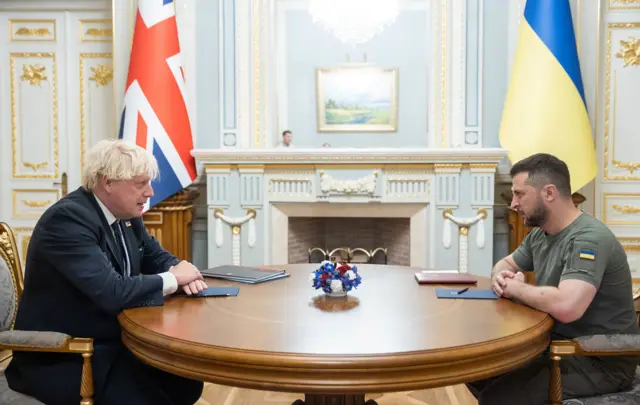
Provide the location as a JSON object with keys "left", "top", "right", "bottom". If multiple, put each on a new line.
{"left": 551, "top": 291, "right": 640, "bottom": 404}
{"left": 0, "top": 222, "right": 95, "bottom": 405}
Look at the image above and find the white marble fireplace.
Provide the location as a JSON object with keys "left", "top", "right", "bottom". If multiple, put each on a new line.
{"left": 273, "top": 202, "right": 424, "bottom": 266}
{"left": 192, "top": 148, "right": 507, "bottom": 277}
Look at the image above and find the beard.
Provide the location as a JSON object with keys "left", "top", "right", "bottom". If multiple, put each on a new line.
{"left": 524, "top": 199, "right": 547, "bottom": 227}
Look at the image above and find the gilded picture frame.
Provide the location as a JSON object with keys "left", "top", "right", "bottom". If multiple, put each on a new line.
{"left": 316, "top": 65, "right": 399, "bottom": 133}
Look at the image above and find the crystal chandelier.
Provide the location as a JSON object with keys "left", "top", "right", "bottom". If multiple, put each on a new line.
{"left": 308, "top": 0, "right": 400, "bottom": 46}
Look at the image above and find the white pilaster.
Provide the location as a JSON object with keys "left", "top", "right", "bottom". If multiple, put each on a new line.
{"left": 450, "top": 0, "right": 467, "bottom": 148}
{"left": 236, "top": 0, "right": 251, "bottom": 148}
{"left": 428, "top": 0, "right": 446, "bottom": 148}
{"left": 175, "top": 0, "right": 198, "bottom": 146}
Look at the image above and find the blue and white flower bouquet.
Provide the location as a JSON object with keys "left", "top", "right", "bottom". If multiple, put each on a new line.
{"left": 309, "top": 260, "right": 362, "bottom": 297}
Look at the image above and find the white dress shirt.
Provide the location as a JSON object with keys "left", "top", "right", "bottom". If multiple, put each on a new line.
{"left": 94, "top": 195, "right": 178, "bottom": 296}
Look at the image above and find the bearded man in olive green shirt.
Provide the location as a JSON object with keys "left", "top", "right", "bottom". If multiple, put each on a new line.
{"left": 466, "top": 153, "right": 638, "bottom": 405}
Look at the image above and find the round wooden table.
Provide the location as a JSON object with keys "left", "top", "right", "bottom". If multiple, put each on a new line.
{"left": 119, "top": 264, "right": 552, "bottom": 405}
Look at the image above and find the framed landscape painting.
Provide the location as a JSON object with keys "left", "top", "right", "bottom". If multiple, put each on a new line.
{"left": 316, "top": 66, "right": 398, "bottom": 132}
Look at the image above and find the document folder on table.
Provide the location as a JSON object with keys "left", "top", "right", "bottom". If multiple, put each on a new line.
{"left": 201, "top": 265, "right": 288, "bottom": 284}
{"left": 179, "top": 287, "right": 240, "bottom": 298}
{"left": 435, "top": 288, "right": 499, "bottom": 300}
{"left": 415, "top": 272, "right": 478, "bottom": 284}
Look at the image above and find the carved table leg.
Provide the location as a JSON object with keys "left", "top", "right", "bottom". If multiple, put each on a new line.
{"left": 291, "top": 394, "right": 377, "bottom": 405}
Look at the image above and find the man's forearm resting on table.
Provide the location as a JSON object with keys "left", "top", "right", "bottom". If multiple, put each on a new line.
{"left": 507, "top": 281, "right": 588, "bottom": 324}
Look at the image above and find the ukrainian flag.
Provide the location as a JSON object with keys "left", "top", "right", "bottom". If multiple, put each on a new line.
{"left": 499, "top": 0, "right": 597, "bottom": 193}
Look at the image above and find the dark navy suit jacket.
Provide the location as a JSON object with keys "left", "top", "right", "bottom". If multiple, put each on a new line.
{"left": 6, "top": 187, "right": 179, "bottom": 404}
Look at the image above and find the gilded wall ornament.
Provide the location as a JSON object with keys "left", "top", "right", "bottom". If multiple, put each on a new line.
{"left": 20, "top": 64, "right": 47, "bottom": 86}
{"left": 615, "top": 37, "right": 640, "bottom": 67}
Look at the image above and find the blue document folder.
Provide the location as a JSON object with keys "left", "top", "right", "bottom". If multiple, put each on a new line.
{"left": 180, "top": 286, "right": 240, "bottom": 298}
{"left": 435, "top": 288, "right": 498, "bottom": 300}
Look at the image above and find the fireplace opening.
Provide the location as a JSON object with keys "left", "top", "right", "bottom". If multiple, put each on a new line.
{"left": 288, "top": 217, "right": 410, "bottom": 266}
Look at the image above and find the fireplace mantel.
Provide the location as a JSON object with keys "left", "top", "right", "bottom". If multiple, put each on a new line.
{"left": 192, "top": 147, "right": 508, "bottom": 276}
{"left": 192, "top": 147, "right": 508, "bottom": 165}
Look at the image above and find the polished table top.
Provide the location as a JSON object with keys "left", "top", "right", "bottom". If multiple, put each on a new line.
{"left": 119, "top": 264, "right": 553, "bottom": 393}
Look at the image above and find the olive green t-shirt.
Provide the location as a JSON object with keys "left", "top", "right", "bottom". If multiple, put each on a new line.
{"left": 512, "top": 212, "right": 638, "bottom": 376}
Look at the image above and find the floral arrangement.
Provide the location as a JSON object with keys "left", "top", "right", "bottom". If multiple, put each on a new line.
{"left": 309, "top": 260, "right": 362, "bottom": 295}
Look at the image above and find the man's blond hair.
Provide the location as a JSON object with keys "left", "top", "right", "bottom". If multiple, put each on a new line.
{"left": 82, "top": 139, "right": 159, "bottom": 191}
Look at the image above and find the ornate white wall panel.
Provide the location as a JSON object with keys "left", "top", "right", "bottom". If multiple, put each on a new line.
{"left": 9, "top": 51, "right": 59, "bottom": 179}
{"left": 12, "top": 189, "right": 60, "bottom": 219}
{"left": 592, "top": 1, "right": 640, "bottom": 277}
{"left": 603, "top": 193, "right": 640, "bottom": 226}
{"left": 0, "top": 1, "right": 112, "bottom": 265}
{"left": 602, "top": 22, "right": 640, "bottom": 181}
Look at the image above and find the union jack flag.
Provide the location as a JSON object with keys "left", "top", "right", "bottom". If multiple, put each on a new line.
{"left": 118, "top": 0, "right": 197, "bottom": 210}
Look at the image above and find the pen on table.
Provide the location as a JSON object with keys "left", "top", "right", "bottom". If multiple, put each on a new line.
{"left": 457, "top": 287, "right": 469, "bottom": 295}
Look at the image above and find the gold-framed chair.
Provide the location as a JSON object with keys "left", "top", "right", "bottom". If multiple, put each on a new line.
{"left": 0, "top": 222, "right": 95, "bottom": 405}
{"left": 548, "top": 291, "right": 640, "bottom": 404}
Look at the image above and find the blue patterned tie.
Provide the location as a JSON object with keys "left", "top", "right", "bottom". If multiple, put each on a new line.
{"left": 111, "top": 220, "right": 129, "bottom": 276}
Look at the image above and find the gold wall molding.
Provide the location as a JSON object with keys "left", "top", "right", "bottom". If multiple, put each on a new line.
{"left": 12, "top": 189, "right": 60, "bottom": 218}
{"left": 619, "top": 237, "right": 640, "bottom": 253}
{"left": 612, "top": 204, "right": 640, "bottom": 214}
{"left": 603, "top": 193, "right": 640, "bottom": 225}
{"left": 86, "top": 28, "right": 113, "bottom": 37}
{"left": 9, "top": 19, "right": 56, "bottom": 42}
{"left": 22, "top": 161, "right": 48, "bottom": 171}
{"left": 11, "top": 53, "right": 59, "bottom": 179}
{"left": 89, "top": 64, "right": 114, "bottom": 87}
{"left": 613, "top": 160, "right": 640, "bottom": 174}
{"left": 21, "top": 199, "right": 51, "bottom": 208}
{"left": 469, "top": 163, "right": 498, "bottom": 169}
{"left": 20, "top": 64, "right": 47, "bottom": 86}
{"left": 616, "top": 37, "right": 640, "bottom": 67}
{"left": 434, "top": 163, "right": 463, "bottom": 171}
{"left": 15, "top": 27, "right": 51, "bottom": 37}
{"left": 604, "top": 23, "right": 640, "bottom": 181}
{"left": 79, "top": 19, "right": 113, "bottom": 42}
{"left": 609, "top": 0, "right": 640, "bottom": 10}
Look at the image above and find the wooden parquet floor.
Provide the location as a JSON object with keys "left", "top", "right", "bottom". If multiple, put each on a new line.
{"left": 1, "top": 357, "right": 478, "bottom": 405}
{"left": 195, "top": 383, "right": 478, "bottom": 405}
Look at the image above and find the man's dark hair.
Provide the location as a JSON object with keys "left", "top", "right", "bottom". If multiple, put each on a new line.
{"left": 282, "top": 130, "right": 291, "bottom": 136}
{"left": 509, "top": 153, "right": 572, "bottom": 197}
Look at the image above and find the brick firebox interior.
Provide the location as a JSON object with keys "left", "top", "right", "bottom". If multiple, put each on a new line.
{"left": 288, "top": 217, "right": 411, "bottom": 266}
